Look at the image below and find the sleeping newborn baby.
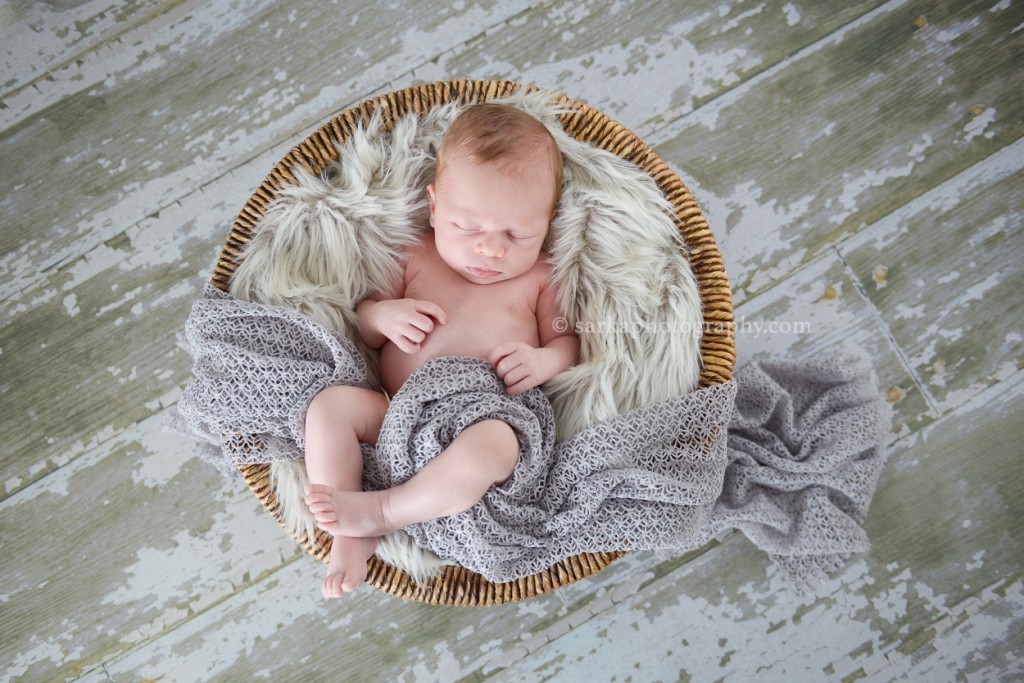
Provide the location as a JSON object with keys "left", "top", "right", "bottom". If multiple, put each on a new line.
{"left": 302, "top": 103, "right": 579, "bottom": 598}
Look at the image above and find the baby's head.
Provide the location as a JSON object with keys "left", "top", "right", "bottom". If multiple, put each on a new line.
{"left": 428, "top": 103, "right": 563, "bottom": 284}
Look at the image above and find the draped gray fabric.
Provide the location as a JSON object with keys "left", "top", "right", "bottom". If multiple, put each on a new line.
{"left": 178, "top": 287, "right": 891, "bottom": 589}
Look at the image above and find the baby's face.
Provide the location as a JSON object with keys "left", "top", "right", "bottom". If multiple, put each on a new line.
{"left": 428, "top": 155, "right": 555, "bottom": 285}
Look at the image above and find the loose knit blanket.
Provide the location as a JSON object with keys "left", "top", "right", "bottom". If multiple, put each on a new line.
{"left": 179, "top": 286, "right": 892, "bottom": 590}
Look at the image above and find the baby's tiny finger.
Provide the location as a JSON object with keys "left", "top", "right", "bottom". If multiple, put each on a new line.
{"left": 417, "top": 300, "right": 448, "bottom": 325}
{"left": 488, "top": 342, "right": 514, "bottom": 366}
{"left": 397, "top": 337, "right": 421, "bottom": 354}
{"left": 503, "top": 365, "right": 530, "bottom": 387}
{"left": 505, "top": 379, "right": 530, "bottom": 396}
{"left": 412, "top": 315, "right": 434, "bottom": 334}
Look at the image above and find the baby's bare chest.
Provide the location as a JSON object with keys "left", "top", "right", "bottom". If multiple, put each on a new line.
{"left": 406, "top": 259, "right": 541, "bottom": 347}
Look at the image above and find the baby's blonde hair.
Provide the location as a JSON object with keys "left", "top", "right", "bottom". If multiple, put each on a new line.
{"left": 434, "top": 103, "right": 563, "bottom": 204}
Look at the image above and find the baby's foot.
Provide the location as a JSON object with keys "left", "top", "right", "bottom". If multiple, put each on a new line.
{"left": 321, "top": 535, "right": 378, "bottom": 599}
{"left": 305, "top": 483, "right": 390, "bottom": 537}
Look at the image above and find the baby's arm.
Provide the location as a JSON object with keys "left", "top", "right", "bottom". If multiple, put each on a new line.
{"left": 356, "top": 254, "right": 447, "bottom": 353}
{"left": 489, "top": 274, "right": 579, "bottom": 396}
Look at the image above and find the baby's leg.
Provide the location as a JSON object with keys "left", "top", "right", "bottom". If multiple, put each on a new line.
{"left": 303, "top": 385, "right": 388, "bottom": 598}
{"left": 305, "top": 419, "right": 519, "bottom": 537}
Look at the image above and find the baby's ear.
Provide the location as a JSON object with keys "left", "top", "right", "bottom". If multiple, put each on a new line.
{"left": 426, "top": 184, "right": 436, "bottom": 226}
{"left": 541, "top": 219, "right": 555, "bottom": 253}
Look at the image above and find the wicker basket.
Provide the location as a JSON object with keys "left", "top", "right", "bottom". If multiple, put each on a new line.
{"left": 212, "top": 79, "right": 735, "bottom": 606}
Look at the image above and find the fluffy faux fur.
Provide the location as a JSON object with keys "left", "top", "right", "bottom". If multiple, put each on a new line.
{"left": 229, "top": 90, "right": 703, "bottom": 583}
{"left": 269, "top": 458, "right": 450, "bottom": 582}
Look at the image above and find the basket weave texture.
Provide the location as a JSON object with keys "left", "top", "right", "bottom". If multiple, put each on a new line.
{"left": 213, "top": 79, "right": 735, "bottom": 605}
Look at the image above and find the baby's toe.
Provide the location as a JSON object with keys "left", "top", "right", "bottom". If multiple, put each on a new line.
{"left": 322, "top": 573, "right": 345, "bottom": 599}
{"left": 313, "top": 509, "right": 337, "bottom": 523}
{"left": 305, "top": 493, "right": 329, "bottom": 508}
{"left": 306, "top": 483, "right": 333, "bottom": 496}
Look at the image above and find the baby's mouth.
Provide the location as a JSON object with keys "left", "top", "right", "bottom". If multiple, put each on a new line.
{"left": 468, "top": 266, "right": 501, "bottom": 278}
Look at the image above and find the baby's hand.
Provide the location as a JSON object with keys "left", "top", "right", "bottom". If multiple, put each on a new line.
{"left": 366, "top": 298, "right": 447, "bottom": 353}
{"left": 488, "top": 342, "right": 559, "bottom": 396}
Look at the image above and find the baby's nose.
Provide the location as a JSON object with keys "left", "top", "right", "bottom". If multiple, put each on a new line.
{"left": 475, "top": 235, "right": 505, "bottom": 258}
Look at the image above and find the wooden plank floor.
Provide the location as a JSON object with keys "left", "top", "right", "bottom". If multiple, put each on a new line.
{"left": 2, "top": 1, "right": 1021, "bottom": 680}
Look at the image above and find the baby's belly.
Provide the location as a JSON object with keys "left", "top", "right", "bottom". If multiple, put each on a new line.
{"left": 379, "top": 310, "right": 538, "bottom": 395}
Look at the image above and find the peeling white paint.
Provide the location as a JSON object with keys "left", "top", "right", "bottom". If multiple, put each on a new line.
{"left": 907, "top": 133, "right": 934, "bottom": 161}
{"left": 106, "top": 365, "right": 139, "bottom": 384}
{"left": 62, "top": 293, "right": 79, "bottom": 316}
{"left": 782, "top": 3, "right": 801, "bottom": 26}
{"left": 963, "top": 106, "right": 997, "bottom": 142}
{"left": 717, "top": 3, "right": 767, "bottom": 35}
{"left": 104, "top": 556, "right": 358, "bottom": 681}
{"left": 893, "top": 303, "right": 927, "bottom": 320}
{"left": 838, "top": 138, "right": 1024, "bottom": 272}
{"left": 964, "top": 550, "right": 985, "bottom": 571}
{"left": 733, "top": 251, "right": 871, "bottom": 363}
{"left": 657, "top": 0, "right": 914, "bottom": 143}
{"left": 717, "top": 180, "right": 814, "bottom": 297}
{"left": 833, "top": 160, "right": 918, "bottom": 226}
{"left": 870, "top": 579, "right": 1024, "bottom": 682}
{"left": 3, "top": 633, "right": 83, "bottom": 682}
{"left": 438, "top": 10, "right": 759, "bottom": 137}
{"left": 2, "top": 0, "right": 246, "bottom": 129}
{"left": 957, "top": 270, "right": 1001, "bottom": 304}
{"left": 966, "top": 213, "right": 1007, "bottom": 248}
{"left": 130, "top": 422, "right": 194, "bottom": 489}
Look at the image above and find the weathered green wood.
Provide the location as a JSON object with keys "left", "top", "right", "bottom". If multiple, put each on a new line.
{"left": 417, "top": 0, "right": 887, "bottom": 139}
{"left": 89, "top": 550, "right": 571, "bottom": 680}
{"left": 0, "top": 0, "right": 175, "bottom": 95}
{"left": 0, "top": 0, "right": 533, "bottom": 301}
{"left": 0, "top": 409, "right": 301, "bottom": 681}
{"left": 654, "top": 0, "right": 1024, "bottom": 305}
{"left": 0, "top": 145, "right": 287, "bottom": 498}
{"left": 472, "top": 370, "right": 1024, "bottom": 682}
{"left": 839, "top": 140, "right": 1024, "bottom": 416}
{"left": 2, "top": 0, "right": 1022, "bottom": 680}
{"left": 90, "top": 533, "right": 724, "bottom": 682}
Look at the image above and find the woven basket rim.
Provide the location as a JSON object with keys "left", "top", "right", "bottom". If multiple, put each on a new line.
{"left": 218, "top": 79, "right": 735, "bottom": 606}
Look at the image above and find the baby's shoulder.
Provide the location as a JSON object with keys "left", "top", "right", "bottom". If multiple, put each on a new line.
{"left": 531, "top": 252, "right": 557, "bottom": 286}
{"left": 402, "top": 233, "right": 427, "bottom": 256}
{"left": 399, "top": 233, "right": 433, "bottom": 271}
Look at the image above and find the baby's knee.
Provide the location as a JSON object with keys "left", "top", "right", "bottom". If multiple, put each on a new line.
{"left": 474, "top": 419, "right": 520, "bottom": 474}
{"left": 307, "top": 385, "right": 387, "bottom": 439}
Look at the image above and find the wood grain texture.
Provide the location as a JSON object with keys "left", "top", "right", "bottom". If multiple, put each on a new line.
{"left": 655, "top": 0, "right": 1024, "bottom": 305}
{"left": 2, "top": 0, "right": 1021, "bottom": 680}
{"left": 0, "top": 409, "right": 302, "bottom": 681}
{"left": 839, "top": 140, "right": 1023, "bottom": 416}
{"left": 0, "top": 0, "right": 177, "bottom": 94}
{"left": 414, "top": 0, "right": 889, "bottom": 139}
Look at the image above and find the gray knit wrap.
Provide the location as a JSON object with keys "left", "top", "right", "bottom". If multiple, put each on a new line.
{"left": 178, "top": 286, "right": 891, "bottom": 590}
